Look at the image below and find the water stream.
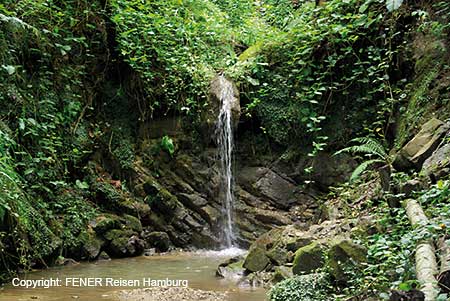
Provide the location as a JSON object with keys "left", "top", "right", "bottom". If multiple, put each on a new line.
{"left": 0, "top": 252, "right": 266, "bottom": 300}
{"left": 215, "top": 75, "right": 237, "bottom": 248}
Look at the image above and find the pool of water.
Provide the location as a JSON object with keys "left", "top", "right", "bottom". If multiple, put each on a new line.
{"left": 0, "top": 250, "right": 267, "bottom": 301}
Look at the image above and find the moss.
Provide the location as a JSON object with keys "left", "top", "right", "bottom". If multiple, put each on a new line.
{"left": 104, "top": 229, "right": 135, "bottom": 241}
{"left": 292, "top": 242, "right": 325, "bottom": 275}
{"left": 327, "top": 239, "right": 367, "bottom": 283}
{"left": 243, "top": 245, "right": 270, "bottom": 272}
{"left": 92, "top": 214, "right": 122, "bottom": 234}
{"left": 238, "top": 41, "right": 264, "bottom": 61}
{"left": 396, "top": 66, "right": 441, "bottom": 148}
{"left": 122, "top": 214, "right": 142, "bottom": 233}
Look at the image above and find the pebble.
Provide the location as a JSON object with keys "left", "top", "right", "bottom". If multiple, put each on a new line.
{"left": 116, "top": 287, "right": 228, "bottom": 301}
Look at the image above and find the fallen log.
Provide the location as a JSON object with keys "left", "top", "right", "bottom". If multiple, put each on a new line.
{"left": 404, "top": 199, "right": 438, "bottom": 301}
{"left": 437, "top": 237, "right": 450, "bottom": 293}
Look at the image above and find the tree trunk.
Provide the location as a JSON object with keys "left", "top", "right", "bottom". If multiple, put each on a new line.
{"left": 437, "top": 237, "right": 450, "bottom": 293}
{"left": 404, "top": 199, "right": 438, "bottom": 301}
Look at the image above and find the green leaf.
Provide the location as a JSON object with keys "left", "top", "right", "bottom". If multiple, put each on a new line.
{"left": 0, "top": 205, "right": 5, "bottom": 223}
{"left": 350, "top": 159, "right": 384, "bottom": 182}
{"left": 2, "top": 65, "right": 15, "bottom": 75}
{"left": 161, "top": 135, "right": 175, "bottom": 156}
{"left": 386, "top": 0, "right": 404, "bottom": 12}
{"left": 75, "top": 180, "right": 89, "bottom": 190}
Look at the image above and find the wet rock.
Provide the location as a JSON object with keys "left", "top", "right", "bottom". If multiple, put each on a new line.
{"left": 292, "top": 242, "right": 325, "bottom": 275}
{"left": 177, "top": 193, "right": 208, "bottom": 208}
{"left": 328, "top": 239, "right": 367, "bottom": 283}
{"left": 422, "top": 141, "right": 450, "bottom": 181}
{"left": 55, "top": 257, "right": 79, "bottom": 266}
{"left": 205, "top": 75, "right": 240, "bottom": 135}
{"left": 141, "top": 231, "right": 171, "bottom": 252}
{"left": 394, "top": 118, "right": 449, "bottom": 170}
{"left": 143, "top": 248, "right": 156, "bottom": 256}
{"left": 243, "top": 245, "right": 270, "bottom": 272}
{"left": 216, "top": 257, "right": 245, "bottom": 278}
{"left": 81, "top": 230, "right": 104, "bottom": 260}
{"left": 104, "top": 230, "right": 145, "bottom": 257}
{"left": 98, "top": 251, "right": 111, "bottom": 261}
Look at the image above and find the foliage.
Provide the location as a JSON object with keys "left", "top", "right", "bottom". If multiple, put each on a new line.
{"left": 340, "top": 180, "right": 450, "bottom": 299}
{"left": 330, "top": 196, "right": 416, "bottom": 299}
{"left": 335, "top": 137, "right": 389, "bottom": 181}
{"left": 231, "top": 0, "right": 408, "bottom": 154}
{"left": 111, "top": 0, "right": 237, "bottom": 116}
{"left": 161, "top": 135, "right": 175, "bottom": 156}
{"left": 269, "top": 273, "right": 332, "bottom": 301}
{"left": 0, "top": 0, "right": 106, "bottom": 280}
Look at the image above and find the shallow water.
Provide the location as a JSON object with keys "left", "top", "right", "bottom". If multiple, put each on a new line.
{"left": 0, "top": 250, "right": 267, "bottom": 301}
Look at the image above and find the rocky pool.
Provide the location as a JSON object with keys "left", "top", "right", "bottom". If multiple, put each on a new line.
{"left": 0, "top": 250, "right": 266, "bottom": 301}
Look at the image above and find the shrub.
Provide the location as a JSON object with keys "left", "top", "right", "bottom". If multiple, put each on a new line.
{"left": 268, "top": 273, "right": 332, "bottom": 301}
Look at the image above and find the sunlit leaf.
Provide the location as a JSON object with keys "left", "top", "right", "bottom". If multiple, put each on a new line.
{"left": 386, "top": 0, "right": 404, "bottom": 12}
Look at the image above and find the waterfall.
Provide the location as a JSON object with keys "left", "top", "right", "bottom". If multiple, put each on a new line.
{"left": 215, "top": 75, "right": 237, "bottom": 248}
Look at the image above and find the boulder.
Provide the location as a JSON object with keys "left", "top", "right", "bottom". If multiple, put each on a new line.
{"left": 98, "top": 251, "right": 111, "bottom": 261}
{"left": 104, "top": 229, "right": 145, "bottom": 258}
{"left": 254, "top": 169, "right": 298, "bottom": 209}
{"left": 328, "top": 239, "right": 367, "bottom": 283}
{"left": 141, "top": 231, "right": 171, "bottom": 252}
{"left": 91, "top": 214, "right": 121, "bottom": 234}
{"left": 267, "top": 245, "right": 289, "bottom": 266}
{"left": 422, "top": 141, "right": 450, "bottom": 181}
{"left": 243, "top": 245, "right": 270, "bottom": 272}
{"left": 122, "top": 214, "right": 143, "bottom": 233}
{"left": 310, "top": 153, "right": 356, "bottom": 189}
{"left": 394, "top": 118, "right": 448, "bottom": 170}
{"left": 292, "top": 242, "right": 326, "bottom": 275}
{"left": 81, "top": 230, "right": 104, "bottom": 260}
{"left": 216, "top": 256, "right": 245, "bottom": 278}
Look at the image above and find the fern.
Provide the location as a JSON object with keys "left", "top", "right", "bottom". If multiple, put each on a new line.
{"left": 334, "top": 137, "right": 386, "bottom": 159}
{"left": 350, "top": 159, "right": 385, "bottom": 182}
{"left": 335, "top": 137, "right": 390, "bottom": 182}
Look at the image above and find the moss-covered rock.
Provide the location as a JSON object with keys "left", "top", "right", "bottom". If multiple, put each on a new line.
{"left": 104, "top": 229, "right": 144, "bottom": 258}
{"left": 292, "top": 242, "right": 325, "bottom": 275}
{"left": 243, "top": 245, "right": 270, "bottom": 272}
{"left": 216, "top": 258, "right": 245, "bottom": 278}
{"left": 328, "top": 239, "right": 367, "bottom": 283}
{"left": 91, "top": 214, "right": 122, "bottom": 234}
{"left": 141, "top": 231, "right": 171, "bottom": 252}
{"left": 393, "top": 118, "right": 448, "bottom": 170}
{"left": 80, "top": 229, "right": 104, "bottom": 260}
{"left": 122, "top": 214, "right": 142, "bottom": 233}
{"left": 267, "top": 245, "right": 289, "bottom": 266}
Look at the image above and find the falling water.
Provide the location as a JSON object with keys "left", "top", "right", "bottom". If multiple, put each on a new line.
{"left": 216, "top": 75, "right": 236, "bottom": 248}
